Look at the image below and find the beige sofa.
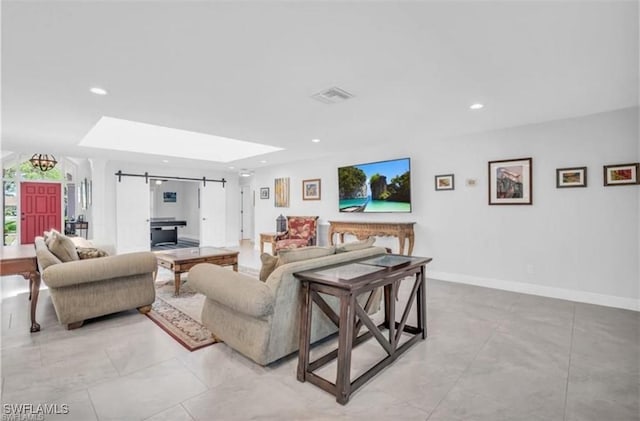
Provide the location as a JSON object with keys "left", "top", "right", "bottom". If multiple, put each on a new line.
{"left": 34, "top": 236, "right": 158, "bottom": 329}
{"left": 189, "top": 244, "right": 387, "bottom": 365}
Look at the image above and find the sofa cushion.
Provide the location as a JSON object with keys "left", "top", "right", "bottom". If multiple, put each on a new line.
{"left": 259, "top": 253, "right": 279, "bottom": 282}
{"left": 76, "top": 247, "right": 109, "bottom": 260}
{"left": 335, "top": 237, "right": 376, "bottom": 253}
{"left": 277, "top": 246, "right": 335, "bottom": 265}
{"left": 48, "top": 232, "right": 80, "bottom": 262}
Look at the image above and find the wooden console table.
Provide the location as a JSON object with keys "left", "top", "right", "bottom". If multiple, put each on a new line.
{"left": 0, "top": 245, "right": 41, "bottom": 332}
{"left": 328, "top": 221, "right": 416, "bottom": 255}
{"left": 294, "top": 254, "right": 432, "bottom": 404}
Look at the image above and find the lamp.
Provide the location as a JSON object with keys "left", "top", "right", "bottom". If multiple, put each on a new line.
{"left": 276, "top": 214, "right": 287, "bottom": 233}
{"left": 29, "top": 154, "right": 58, "bottom": 172}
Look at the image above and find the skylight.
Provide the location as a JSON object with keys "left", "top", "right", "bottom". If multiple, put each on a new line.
{"left": 78, "top": 117, "right": 283, "bottom": 162}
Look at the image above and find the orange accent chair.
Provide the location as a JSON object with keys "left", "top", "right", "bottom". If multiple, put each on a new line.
{"left": 274, "top": 216, "right": 319, "bottom": 254}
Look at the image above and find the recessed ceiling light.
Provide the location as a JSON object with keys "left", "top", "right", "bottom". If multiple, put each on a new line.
{"left": 259, "top": 160, "right": 267, "bottom": 164}
{"left": 162, "top": 159, "right": 169, "bottom": 163}
{"left": 311, "top": 139, "right": 321, "bottom": 143}
{"left": 90, "top": 87, "right": 108, "bottom": 95}
{"left": 228, "top": 166, "right": 235, "bottom": 170}
{"left": 470, "top": 103, "right": 484, "bottom": 110}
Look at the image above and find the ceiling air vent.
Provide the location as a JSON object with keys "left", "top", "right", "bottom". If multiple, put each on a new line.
{"left": 311, "top": 87, "right": 354, "bottom": 104}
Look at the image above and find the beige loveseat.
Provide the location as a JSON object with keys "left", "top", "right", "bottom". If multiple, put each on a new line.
{"left": 34, "top": 235, "right": 158, "bottom": 329}
{"left": 189, "top": 242, "right": 387, "bottom": 365}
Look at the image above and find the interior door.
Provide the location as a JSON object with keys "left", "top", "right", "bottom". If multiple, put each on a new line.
{"left": 199, "top": 182, "right": 226, "bottom": 246}
{"left": 20, "top": 182, "right": 62, "bottom": 244}
{"left": 116, "top": 176, "right": 150, "bottom": 253}
{"left": 240, "top": 185, "right": 253, "bottom": 240}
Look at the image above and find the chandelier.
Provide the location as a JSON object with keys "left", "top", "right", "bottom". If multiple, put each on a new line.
{"left": 29, "top": 154, "right": 58, "bottom": 172}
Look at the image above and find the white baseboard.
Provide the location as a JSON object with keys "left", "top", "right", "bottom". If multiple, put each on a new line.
{"left": 428, "top": 271, "right": 640, "bottom": 312}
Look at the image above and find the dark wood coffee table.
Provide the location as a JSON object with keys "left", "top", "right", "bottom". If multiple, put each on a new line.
{"left": 155, "top": 247, "right": 239, "bottom": 296}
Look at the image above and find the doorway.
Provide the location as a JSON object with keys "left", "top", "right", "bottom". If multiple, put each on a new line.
{"left": 20, "top": 181, "right": 62, "bottom": 244}
{"left": 240, "top": 185, "right": 253, "bottom": 241}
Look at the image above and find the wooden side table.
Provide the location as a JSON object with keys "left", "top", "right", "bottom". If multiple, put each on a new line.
{"left": 0, "top": 245, "right": 41, "bottom": 332}
{"left": 259, "top": 232, "right": 280, "bottom": 254}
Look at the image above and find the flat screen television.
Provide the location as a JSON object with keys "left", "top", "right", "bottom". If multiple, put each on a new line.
{"left": 338, "top": 157, "right": 411, "bottom": 212}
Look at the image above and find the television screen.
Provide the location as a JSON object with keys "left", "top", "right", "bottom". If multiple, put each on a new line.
{"left": 338, "top": 157, "right": 411, "bottom": 212}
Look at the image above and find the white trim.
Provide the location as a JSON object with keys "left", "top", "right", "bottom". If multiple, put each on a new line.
{"left": 427, "top": 271, "right": 640, "bottom": 312}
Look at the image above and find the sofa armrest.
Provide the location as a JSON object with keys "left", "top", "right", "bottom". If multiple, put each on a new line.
{"left": 42, "top": 252, "right": 157, "bottom": 288}
{"left": 189, "top": 263, "right": 275, "bottom": 319}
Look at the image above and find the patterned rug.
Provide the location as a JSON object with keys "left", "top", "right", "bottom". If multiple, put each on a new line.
{"left": 146, "top": 266, "right": 259, "bottom": 351}
{"left": 146, "top": 278, "right": 214, "bottom": 351}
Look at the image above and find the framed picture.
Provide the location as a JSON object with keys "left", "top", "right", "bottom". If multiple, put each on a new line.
{"left": 302, "top": 178, "right": 321, "bottom": 200}
{"left": 603, "top": 163, "right": 639, "bottom": 186}
{"left": 488, "top": 157, "right": 532, "bottom": 205}
{"left": 274, "top": 177, "right": 290, "bottom": 207}
{"left": 435, "top": 174, "right": 454, "bottom": 191}
{"left": 556, "top": 167, "right": 587, "bottom": 188}
{"left": 260, "top": 187, "right": 270, "bottom": 199}
{"left": 163, "top": 192, "right": 177, "bottom": 203}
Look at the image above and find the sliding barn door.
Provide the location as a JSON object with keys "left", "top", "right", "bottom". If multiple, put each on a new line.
{"left": 199, "top": 182, "right": 226, "bottom": 247}
{"left": 116, "top": 177, "right": 150, "bottom": 253}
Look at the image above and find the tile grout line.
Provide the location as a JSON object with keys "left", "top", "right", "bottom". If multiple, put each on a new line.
{"left": 424, "top": 294, "right": 522, "bottom": 420}
{"left": 424, "top": 327, "right": 500, "bottom": 420}
{"left": 181, "top": 402, "right": 197, "bottom": 421}
{"left": 85, "top": 387, "right": 102, "bottom": 421}
{"left": 562, "top": 304, "right": 577, "bottom": 421}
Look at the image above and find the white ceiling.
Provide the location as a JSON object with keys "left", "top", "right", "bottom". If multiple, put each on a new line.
{"left": 2, "top": 1, "right": 638, "bottom": 172}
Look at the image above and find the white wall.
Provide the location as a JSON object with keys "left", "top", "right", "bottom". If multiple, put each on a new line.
{"left": 252, "top": 108, "right": 639, "bottom": 310}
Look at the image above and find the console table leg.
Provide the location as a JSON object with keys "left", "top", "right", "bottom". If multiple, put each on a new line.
{"left": 297, "top": 282, "right": 312, "bottom": 382}
{"left": 408, "top": 233, "right": 415, "bottom": 256}
{"left": 398, "top": 234, "right": 406, "bottom": 255}
{"left": 26, "top": 271, "right": 41, "bottom": 333}
{"left": 336, "top": 293, "right": 355, "bottom": 405}
{"left": 418, "top": 266, "right": 427, "bottom": 339}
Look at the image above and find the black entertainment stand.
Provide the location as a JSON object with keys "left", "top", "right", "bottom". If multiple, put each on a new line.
{"left": 150, "top": 218, "right": 187, "bottom": 246}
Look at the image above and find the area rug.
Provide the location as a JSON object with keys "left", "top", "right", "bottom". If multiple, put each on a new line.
{"left": 146, "top": 266, "right": 260, "bottom": 351}
{"left": 146, "top": 275, "right": 215, "bottom": 351}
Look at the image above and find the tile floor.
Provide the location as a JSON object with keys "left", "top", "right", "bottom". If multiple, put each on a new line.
{"left": 1, "top": 243, "right": 638, "bottom": 420}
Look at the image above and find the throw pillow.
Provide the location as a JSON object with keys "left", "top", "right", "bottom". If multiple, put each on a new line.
{"left": 47, "top": 232, "right": 80, "bottom": 262}
{"left": 44, "top": 228, "right": 60, "bottom": 247}
{"left": 277, "top": 246, "right": 335, "bottom": 266}
{"left": 335, "top": 237, "right": 376, "bottom": 253}
{"left": 76, "top": 247, "right": 109, "bottom": 260}
{"left": 259, "top": 253, "right": 279, "bottom": 282}
{"left": 70, "top": 236, "right": 94, "bottom": 248}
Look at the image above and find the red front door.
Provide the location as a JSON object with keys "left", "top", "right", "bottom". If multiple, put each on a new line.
{"left": 20, "top": 182, "right": 62, "bottom": 244}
